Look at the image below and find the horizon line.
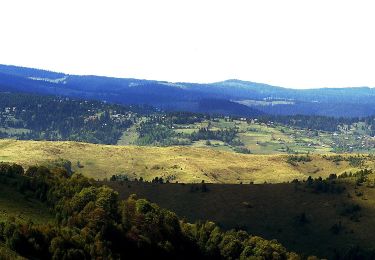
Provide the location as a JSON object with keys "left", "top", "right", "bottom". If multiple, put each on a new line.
{"left": 1, "top": 63, "right": 373, "bottom": 90}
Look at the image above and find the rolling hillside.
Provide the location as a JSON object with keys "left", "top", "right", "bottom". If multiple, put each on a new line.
{"left": 0, "top": 139, "right": 371, "bottom": 183}
{"left": 108, "top": 179, "right": 375, "bottom": 259}
{"left": 1, "top": 64, "right": 375, "bottom": 117}
{"left": 0, "top": 162, "right": 304, "bottom": 259}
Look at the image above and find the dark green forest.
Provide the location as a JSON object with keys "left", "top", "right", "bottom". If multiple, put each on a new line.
{"left": 136, "top": 114, "right": 242, "bottom": 146}
{"left": 3, "top": 92, "right": 375, "bottom": 156}
{"left": 0, "top": 93, "right": 153, "bottom": 144}
{"left": 0, "top": 163, "right": 302, "bottom": 259}
{"left": 3, "top": 92, "right": 375, "bottom": 147}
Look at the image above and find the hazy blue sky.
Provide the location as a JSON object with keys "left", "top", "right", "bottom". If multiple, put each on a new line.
{"left": 1, "top": 0, "right": 374, "bottom": 88}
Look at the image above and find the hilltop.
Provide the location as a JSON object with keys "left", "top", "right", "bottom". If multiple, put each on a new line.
{"left": 0, "top": 139, "right": 372, "bottom": 183}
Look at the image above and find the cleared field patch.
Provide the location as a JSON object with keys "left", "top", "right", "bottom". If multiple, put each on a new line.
{"left": 190, "top": 140, "right": 234, "bottom": 152}
{"left": 117, "top": 124, "right": 139, "bottom": 145}
{"left": 122, "top": 117, "right": 343, "bottom": 154}
{"left": 0, "top": 127, "right": 30, "bottom": 135}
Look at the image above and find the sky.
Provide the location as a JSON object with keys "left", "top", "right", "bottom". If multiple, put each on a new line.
{"left": 1, "top": 0, "right": 375, "bottom": 89}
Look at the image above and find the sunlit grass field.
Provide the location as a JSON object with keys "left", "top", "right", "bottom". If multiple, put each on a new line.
{"left": 160, "top": 119, "right": 335, "bottom": 154}
{"left": 0, "top": 139, "right": 370, "bottom": 183}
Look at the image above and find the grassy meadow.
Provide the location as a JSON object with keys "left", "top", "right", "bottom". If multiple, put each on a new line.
{"left": 120, "top": 117, "right": 373, "bottom": 154}
{"left": 0, "top": 139, "right": 370, "bottom": 183}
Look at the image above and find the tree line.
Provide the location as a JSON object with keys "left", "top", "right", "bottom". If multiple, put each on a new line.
{"left": 0, "top": 93, "right": 152, "bottom": 144}
{"left": 0, "top": 162, "right": 303, "bottom": 259}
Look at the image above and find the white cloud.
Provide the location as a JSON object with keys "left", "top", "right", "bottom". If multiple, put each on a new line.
{"left": 0, "top": 0, "right": 375, "bottom": 88}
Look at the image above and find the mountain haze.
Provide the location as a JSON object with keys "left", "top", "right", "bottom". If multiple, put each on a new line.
{"left": 1, "top": 64, "right": 375, "bottom": 117}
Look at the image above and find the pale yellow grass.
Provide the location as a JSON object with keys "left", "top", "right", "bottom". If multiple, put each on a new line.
{"left": 0, "top": 139, "right": 364, "bottom": 184}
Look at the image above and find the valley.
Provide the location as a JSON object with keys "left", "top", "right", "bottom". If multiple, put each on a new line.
{"left": 120, "top": 114, "right": 375, "bottom": 154}
{"left": 2, "top": 92, "right": 375, "bottom": 155}
{"left": 2, "top": 0, "right": 375, "bottom": 257}
{"left": 2, "top": 66, "right": 375, "bottom": 259}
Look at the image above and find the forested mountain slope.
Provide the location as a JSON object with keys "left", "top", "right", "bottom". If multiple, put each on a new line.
{"left": 0, "top": 162, "right": 304, "bottom": 259}
{"left": 1, "top": 64, "right": 375, "bottom": 117}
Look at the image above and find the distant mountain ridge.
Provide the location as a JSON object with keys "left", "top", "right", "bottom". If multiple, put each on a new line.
{"left": 1, "top": 64, "right": 375, "bottom": 117}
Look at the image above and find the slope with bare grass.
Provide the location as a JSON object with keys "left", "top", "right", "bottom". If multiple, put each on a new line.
{"left": 0, "top": 139, "right": 371, "bottom": 183}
